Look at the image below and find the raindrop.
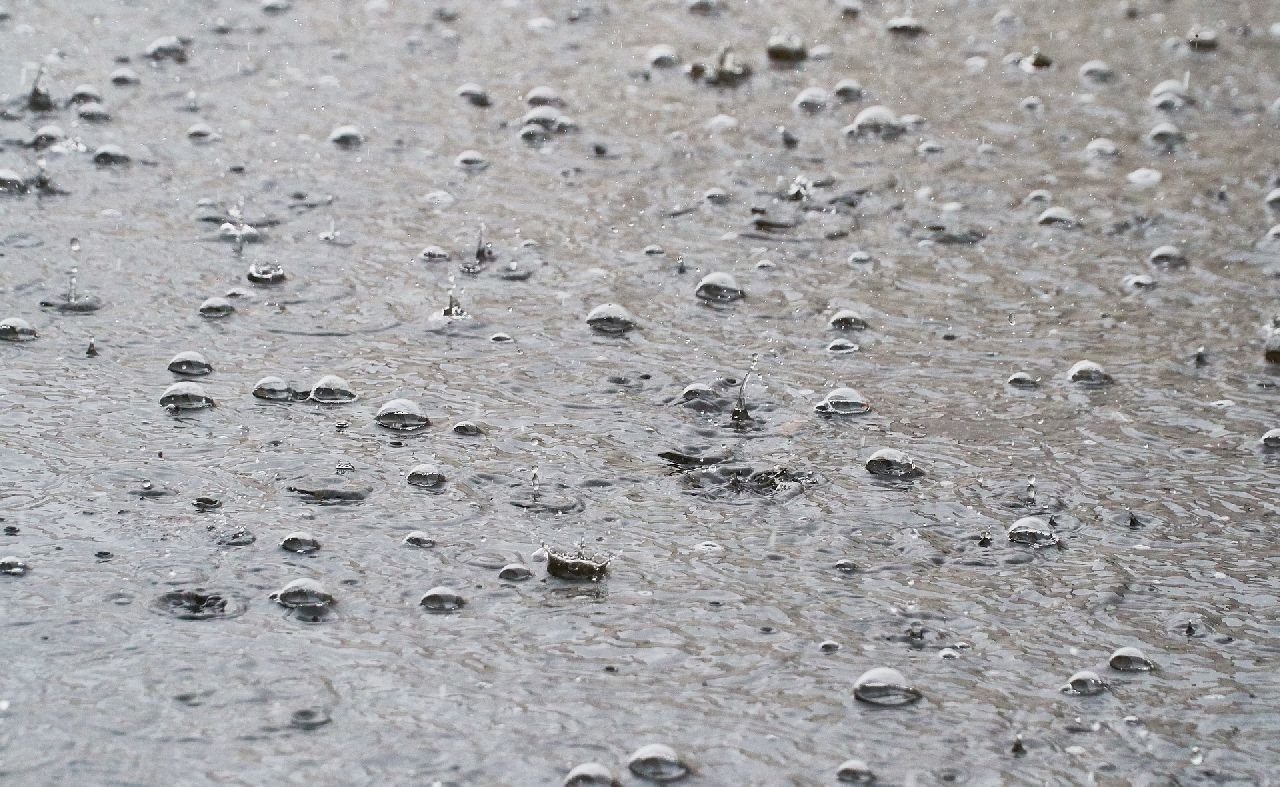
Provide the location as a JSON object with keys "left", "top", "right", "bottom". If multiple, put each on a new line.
{"left": 1109, "top": 646, "right": 1154, "bottom": 672}
{"left": 627, "top": 744, "right": 689, "bottom": 782}
{"left": 198, "top": 295, "right": 234, "bottom": 317}
{"left": 1007, "top": 516, "right": 1058, "bottom": 547}
{"left": 1146, "top": 122, "right": 1184, "bottom": 152}
{"left": 280, "top": 531, "right": 320, "bottom": 554}
{"left": 1061, "top": 670, "right": 1107, "bottom": 696}
{"left": 145, "top": 35, "right": 190, "bottom": 63}
{"left": 309, "top": 374, "right": 357, "bottom": 403}
{"left": 375, "top": 398, "right": 430, "bottom": 431}
{"left": 167, "top": 350, "right": 212, "bottom": 376}
{"left": 1068, "top": 360, "right": 1113, "bottom": 386}
{"left": 865, "top": 448, "right": 923, "bottom": 478}
{"left": 407, "top": 464, "right": 446, "bottom": 489}
{"left": 694, "top": 271, "right": 744, "bottom": 302}
{"left": 419, "top": 586, "right": 465, "bottom": 612}
{"left": 0, "top": 317, "right": 36, "bottom": 342}
{"left": 160, "top": 381, "right": 215, "bottom": 410}
{"left": 814, "top": 387, "right": 871, "bottom": 415}
{"left": 836, "top": 758, "right": 876, "bottom": 783}
{"left": 328, "top": 124, "right": 364, "bottom": 148}
{"left": 252, "top": 376, "right": 295, "bottom": 401}
{"left": 586, "top": 303, "right": 637, "bottom": 335}
{"left": 853, "top": 667, "right": 922, "bottom": 706}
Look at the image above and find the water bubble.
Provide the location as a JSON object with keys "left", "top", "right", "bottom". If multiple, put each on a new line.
{"left": 262, "top": 0, "right": 291, "bottom": 14}
{"left": 290, "top": 707, "right": 331, "bottom": 731}
{"left": 186, "top": 122, "right": 216, "bottom": 141}
{"left": 1037, "top": 206, "right": 1078, "bottom": 228}
{"left": 146, "top": 35, "right": 189, "bottom": 63}
{"left": 836, "top": 758, "right": 876, "bottom": 783}
{"left": 793, "top": 86, "right": 829, "bottom": 113}
{"left": 407, "top": 463, "right": 446, "bottom": 489}
{"left": 1068, "top": 360, "right": 1113, "bottom": 386}
{"left": 246, "top": 262, "right": 286, "bottom": 285}
{"left": 886, "top": 16, "right": 926, "bottom": 36}
{"left": 546, "top": 544, "right": 611, "bottom": 581}
{"left": 843, "top": 106, "right": 903, "bottom": 140}
{"left": 1187, "top": 28, "right": 1218, "bottom": 51}
{"left": 328, "top": 124, "right": 364, "bottom": 148}
{"left": 1148, "top": 245, "right": 1186, "bottom": 267}
{"left": 455, "top": 82, "right": 490, "bottom": 107}
{"left": 766, "top": 32, "right": 807, "bottom": 62}
{"left": 419, "top": 586, "right": 465, "bottom": 612}
{"left": 1, "top": 556, "right": 30, "bottom": 576}
{"left": 1266, "top": 333, "right": 1280, "bottom": 364}
{"left": 1007, "top": 516, "right": 1058, "bottom": 547}
{"left": 853, "top": 667, "right": 922, "bottom": 706}
{"left": 455, "top": 150, "right": 489, "bottom": 171}
{"left": 694, "top": 271, "right": 744, "bottom": 302}
{"left": 1078, "top": 60, "right": 1115, "bottom": 84}
{"left": 499, "top": 564, "right": 533, "bottom": 581}
{"left": 1146, "top": 122, "right": 1184, "bottom": 152}
{"left": 563, "top": 762, "right": 617, "bottom": 786}
{"left": 252, "top": 376, "right": 294, "bottom": 401}
{"left": 1061, "top": 670, "right": 1107, "bottom": 696}
{"left": 309, "top": 374, "right": 357, "bottom": 403}
{"left": 78, "top": 102, "right": 110, "bottom": 123}
{"left": 586, "top": 303, "right": 637, "bottom": 335}
{"left": 30, "top": 124, "right": 64, "bottom": 150}
{"left": 1007, "top": 371, "right": 1040, "bottom": 388}
{"left": 110, "top": 67, "right": 141, "bottom": 85}
{"left": 815, "top": 387, "right": 871, "bottom": 415}
{"left": 827, "top": 339, "right": 859, "bottom": 353}
{"left": 419, "top": 245, "right": 450, "bottom": 262}
{"left": 403, "top": 531, "right": 435, "bottom": 548}
{"left": 160, "top": 381, "right": 215, "bottom": 410}
{"left": 647, "top": 44, "right": 679, "bottom": 68}
{"left": 829, "top": 309, "right": 869, "bottom": 331}
{"left": 70, "top": 84, "right": 102, "bottom": 104}
{"left": 167, "top": 351, "right": 212, "bottom": 376}
{"left": 865, "top": 448, "right": 923, "bottom": 478}
{"left": 525, "top": 85, "right": 563, "bottom": 107}
{"left": 833, "top": 79, "right": 864, "bottom": 102}
{"left": 1109, "top": 646, "right": 1154, "bottom": 671}
{"left": 288, "top": 476, "right": 372, "bottom": 503}
{"left": 521, "top": 105, "right": 566, "bottom": 130}
{"left": 627, "top": 744, "right": 689, "bottom": 782}
{"left": 1261, "top": 429, "right": 1280, "bottom": 450}
{"left": 1266, "top": 188, "right": 1280, "bottom": 212}
{"left": 0, "top": 317, "right": 36, "bottom": 342}
{"left": 271, "top": 578, "right": 335, "bottom": 617}
{"left": 93, "top": 144, "right": 130, "bottom": 165}
{"left": 0, "top": 169, "right": 25, "bottom": 194}
{"left": 151, "top": 589, "right": 244, "bottom": 620}
{"left": 452, "top": 420, "right": 484, "bottom": 436}
{"left": 375, "top": 398, "right": 430, "bottom": 431}
{"left": 280, "top": 531, "right": 320, "bottom": 554}
{"left": 1086, "top": 137, "right": 1119, "bottom": 159}
{"left": 1127, "top": 167, "right": 1162, "bottom": 188}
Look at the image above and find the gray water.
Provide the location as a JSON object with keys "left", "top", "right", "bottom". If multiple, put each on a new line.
{"left": 2, "top": 0, "right": 1279, "bottom": 784}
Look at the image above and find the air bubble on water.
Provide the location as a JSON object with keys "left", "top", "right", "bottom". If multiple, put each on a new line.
{"left": 853, "top": 667, "right": 922, "bottom": 706}
{"left": 563, "top": 761, "right": 616, "bottom": 786}
{"left": 309, "top": 374, "right": 357, "bottom": 403}
{"left": 814, "top": 387, "right": 871, "bottom": 415}
{"left": 0, "top": 317, "right": 37, "bottom": 342}
{"left": 403, "top": 531, "right": 435, "bottom": 548}
{"left": 0, "top": 556, "right": 30, "bottom": 576}
{"left": 1007, "top": 516, "right": 1058, "bottom": 547}
{"left": 419, "top": 586, "right": 465, "bottom": 612}
{"left": 586, "top": 303, "right": 636, "bottom": 335}
{"left": 375, "top": 398, "right": 430, "bottom": 431}
{"left": 161, "top": 381, "right": 215, "bottom": 411}
{"left": 407, "top": 463, "right": 446, "bottom": 489}
{"left": 1061, "top": 670, "right": 1107, "bottom": 696}
{"left": 627, "top": 743, "right": 689, "bottom": 782}
{"left": 499, "top": 564, "right": 533, "bottom": 581}
{"left": 1109, "top": 646, "right": 1154, "bottom": 671}
{"left": 1068, "top": 360, "right": 1112, "bottom": 386}
{"left": 865, "top": 448, "right": 923, "bottom": 478}
{"left": 168, "top": 351, "right": 213, "bottom": 376}
{"left": 280, "top": 531, "right": 320, "bottom": 554}
{"left": 252, "top": 376, "right": 294, "bottom": 401}
{"left": 836, "top": 758, "right": 875, "bottom": 783}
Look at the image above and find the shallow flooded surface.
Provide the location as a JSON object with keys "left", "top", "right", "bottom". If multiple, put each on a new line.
{"left": 2, "top": 0, "right": 1279, "bottom": 783}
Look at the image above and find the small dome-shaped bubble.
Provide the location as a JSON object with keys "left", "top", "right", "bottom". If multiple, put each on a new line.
{"left": 419, "top": 586, "right": 465, "bottom": 612}
{"left": 187, "top": 122, "right": 216, "bottom": 140}
{"left": 419, "top": 245, "right": 449, "bottom": 261}
{"left": 647, "top": 44, "right": 680, "bottom": 68}
{"left": 520, "top": 123, "right": 550, "bottom": 144}
{"left": 499, "top": 564, "right": 533, "bottom": 581}
{"left": 452, "top": 420, "right": 484, "bottom": 436}
{"left": 1037, "top": 206, "right": 1078, "bottom": 228}
{"left": 328, "top": 124, "right": 364, "bottom": 148}
{"left": 886, "top": 16, "right": 925, "bottom": 36}
{"left": 843, "top": 105, "right": 903, "bottom": 140}
{"left": 627, "top": 744, "right": 689, "bottom": 782}
{"left": 375, "top": 398, "right": 429, "bottom": 431}
{"left": 198, "top": 296, "right": 234, "bottom": 318}
{"left": 161, "top": 381, "right": 215, "bottom": 410}
{"left": 455, "top": 149, "right": 489, "bottom": 171}
{"left": 695, "top": 271, "right": 744, "bottom": 302}
{"left": 1078, "top": 60, "right": 1114, "bottom": 84}
{"left": 1265, "top": 188, "right": 1280, "bottom": 211}
{"left": 1, "top": 556, "right": 30, "bottom": 576}
{"left": 0, "top": 316, "right": 37, "bottom": 342}
{"left": 93, "top": 144, "right": 129, "bottom": 165}
{"left": 524, "top": 85, "right": 562, "bottom": 107}
{"left": 407, "top": 463, "right": 446, "bottom": 488}
{"left": 404, "top": 531, "right": 435, "bottom": 548}
{"left": 1187, "top": 28, "right": 1218, "bottom": 51}
{"left": 1109, "top": 646, "right": 1154, "bottom": 671}
{"left": 31, "top": 124, "right": 64, "bottom": 149}
{"left": 563, "top": 762, "right": 617, "bottom": 787}
{"left": 1086, "top": 137, "right": 1118, "bottom": 158}
{"left": 521, "top": 105, "right": 563, "bottom": 129}
{"left": 1146, "top": 122, "right": 1184, "bottom": 151}
{"left": 78, "top": 102, "right": 111, "bottom": 122}
{"left": 252, "top": 376, "right": 294, "bottom": 401}
{"left": 1068, "top": 359, "right": 1112, "bottom": 385}
{"left": 309, "top": 374, "right": 356, "bottom": 403}
{"left": 1123, "top": 273, "right": 1156, "bottom": 290}
{"left": 1268, "top": 333, "right": 1280, "bottom": 364}
{"left": 853, "top": 666, "right": 922, "bottom": 706}
{"left": 168, "top": 350, "right": 212, "bottom": 376}
{"left": 793, "top": 86, "right": 829, "bottom": 113}
{"left": 829, "top": 309, "right": 869, "bottom": 330}
{"left": 280, "top": 531, "right": 320, "bottom": 554}
{"left": 1148, "top": 245, "right": 1186, "bottom": 267}
{"left": 586, "top": 303, "right": 637, "bottom": 335}
{"left": 1062, "top": 669, "right": 1107, "bottom": 696}
{"left": 110, "top": 67, "right": 141, "bottom": 85}
{"left": 827, "top": 338, "right": 859, "bottom": 354}
{"left": 455, "top": 82, "right": 490, "bottom": 107}
{"left": 70, "top": 84, "right": 102, "bottom": 104}
{"left": 1007, "top": 516, "right": 1058, "bottom": 547}
{"left": 0, "top": 169, "right": 25, "bottom": 194}
{"left": 766, "top": 32, "right": 807, "bottom": 61}
{"left": 146, "top": 35, "right": 189, "bottom": 62}
{"left": 833, "top": 79, "right": 863, "bottom": 102}
{"left": 815, "top": 387, "right": 871, "bottom": 415}
{"left": 271, "top": 578, "right": 334, "bottom": 611}
{"left": 865, "top": 448, "right": 922, "bottom": 478}
{"left": 1127, "top": 167, "right": 1162, "bottom": 188}
{"left": 703, "top": 187, "right": 730, "bottom": 205}
{"left": 1006, "top": 371, "right": 1040, "bottom": 388}
{"left": 836, "top": 758, "right": 876, "bottom": 783}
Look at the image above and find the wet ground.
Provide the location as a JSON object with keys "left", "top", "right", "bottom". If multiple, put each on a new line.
{"left": 2, "top": 0, "right": 1280, "bottom": 784}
